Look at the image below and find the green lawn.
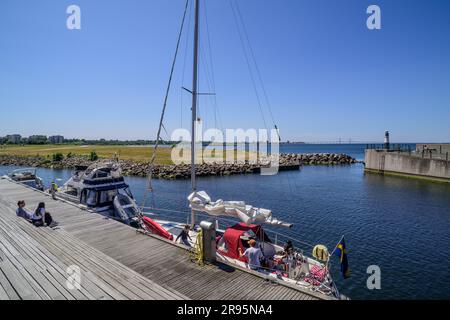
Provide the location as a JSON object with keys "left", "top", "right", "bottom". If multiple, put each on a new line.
{"left": 0, "top": 145, "right": 171, "bottom": 164}
{"left": 0, "top": 144, "right": 254, "bottom": 165}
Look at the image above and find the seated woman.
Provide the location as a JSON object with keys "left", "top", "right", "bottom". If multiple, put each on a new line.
{"left": 33, "top": 202, "right": 58, "bottom": 227}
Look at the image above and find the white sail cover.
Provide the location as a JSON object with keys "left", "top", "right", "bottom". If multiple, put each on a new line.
{"left": 188, "top": 191, "right": 292, "bottom": 228}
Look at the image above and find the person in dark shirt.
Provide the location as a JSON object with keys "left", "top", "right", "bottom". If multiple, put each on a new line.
{"left": 176, "top": 225, "right": 192, "bottom": 247}
{"left": 284, "top": 240, "right": 294, "bottom": 255}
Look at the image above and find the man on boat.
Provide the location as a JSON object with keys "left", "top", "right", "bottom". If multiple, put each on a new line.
{"left": 238, "top": 239, "right": 263, "bottom": 271}
{"left": 284, "top": 240, "right": 294, "bottom": 255}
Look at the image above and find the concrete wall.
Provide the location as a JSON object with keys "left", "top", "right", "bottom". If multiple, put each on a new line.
{"left": 416, "top": 144, "right": 450, "bottom": 154}
{"left": 364, "top": 149, "right": 450, "bottom": 182}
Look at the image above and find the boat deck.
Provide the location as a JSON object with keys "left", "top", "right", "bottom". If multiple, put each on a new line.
{"left": 0, "top": 179, "right": 322, "bottom": 300}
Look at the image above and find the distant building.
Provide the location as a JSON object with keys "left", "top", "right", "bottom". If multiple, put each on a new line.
{"left": 28, "top": 135, "right": 47, "bottom": 144}
{"left": 49, "top": 135, "right": 65, "bottom": 144}
{"left": 6, "top": 134, "right": 21, "bottom": 144}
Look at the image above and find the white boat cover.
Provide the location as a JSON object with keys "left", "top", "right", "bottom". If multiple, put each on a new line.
{"left": 188, "top": 191, "right": 292, "bottom": 228}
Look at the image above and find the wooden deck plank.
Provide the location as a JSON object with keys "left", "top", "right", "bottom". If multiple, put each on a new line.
{"left": 0, "top": 281, "right": 9, "bottom": 300}
{"left": 0, "top": 264, "right": 21, "bottom": 300}
{"left": 0, "top": 239, "right": 55, "bottom": 300}
{"left": 0, "top": 259, "right": 42, "bottom": 300}
{"left": 16, "top": 224, "right": 171, "bottom": 300}
{"left": 0, "top": 217, "right": 94, "bottom": 300}
{"left": 0, "top": 179, "right": 320, "bottom": 300}
{"left": 0, "top": 214, "right": 112, "bottom": 300}
{"left": 0, "top": 191, "right": 187, "bottom": 300}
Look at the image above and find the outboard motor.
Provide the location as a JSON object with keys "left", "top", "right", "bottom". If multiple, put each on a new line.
{"left": 113, "top": 194, "right": 141, "bottom": 228}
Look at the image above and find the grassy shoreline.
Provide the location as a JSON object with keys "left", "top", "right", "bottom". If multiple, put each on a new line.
{"left": 0, "top": 144, "right": 163, "bottom": 162}
{"left": 0, "top": 144, "right": 254, "bottom": 165}
{"left": 0, "top": 146, "right": 356, "bottom": 179}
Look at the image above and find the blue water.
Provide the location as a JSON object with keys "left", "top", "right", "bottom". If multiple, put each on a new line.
{"left": 281, "top": 143, "right": 368, "bottom": 160}
{"left": 1, "top": 144, "right": 449, "bottom": 299}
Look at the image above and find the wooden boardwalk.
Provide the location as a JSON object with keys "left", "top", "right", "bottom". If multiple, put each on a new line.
{"left": 0, "top": 179, "right": 321, "bottom": 300}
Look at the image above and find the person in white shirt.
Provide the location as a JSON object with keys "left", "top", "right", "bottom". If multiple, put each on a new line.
{"left": 33, "top": 202, "right": 58, "bottom": 227}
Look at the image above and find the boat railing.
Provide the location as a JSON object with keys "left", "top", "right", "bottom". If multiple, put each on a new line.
{"left": 140, "top": 205, "right": 341, "bottom": 299}
{"left": 140, "top": 206, "right": 190, "bottom": 223}
{"left": 140, "top": 206, "right": 325, "bottom": 255}
{"left": 216, "top": 250, "right": 339, "bottom": 299}
{"left": 56, "top": 192, "right": 79, "bottom": 203}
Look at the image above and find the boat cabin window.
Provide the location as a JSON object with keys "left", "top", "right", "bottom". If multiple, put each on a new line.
{"left": 80, "top": 186, "right": 132, "bottom": 207}
{"left": 86, "top": 190, "right": 97, "bottom": 206}
{"left": 94, "top": 170, "right": 109, "bottom": 178}
{"left": 118, "top": 187, "right": 133, "bottom": 199}
{"left": 81, "top": 189, "right": 98, "bottom": 207}
{"left": 99, "top": 189, "right": 118, "bottom": 204}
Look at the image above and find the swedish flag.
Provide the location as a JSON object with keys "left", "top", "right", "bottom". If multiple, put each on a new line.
{"left": 334, "top": 237, "right": 350, "bottom": 279}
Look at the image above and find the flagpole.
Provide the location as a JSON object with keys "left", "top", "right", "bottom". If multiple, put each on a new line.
{"left": 329, "top": 235, "right": 345, "bottom": 257}
{"left": 326, "top": 235, "right": 345, "bottom": 269}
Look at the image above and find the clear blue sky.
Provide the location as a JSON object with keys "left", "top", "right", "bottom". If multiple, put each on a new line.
{"left": 1, "top": 0, "right": 449, "bottom": 143}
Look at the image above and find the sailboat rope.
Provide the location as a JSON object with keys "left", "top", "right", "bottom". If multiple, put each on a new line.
{"left": 142, "top": 0, "right": 191, "bottom": 208}
{"left": 233, "top": 0, "right": 277, "bottom": 129}
{"left": 229, "top": 0, "right": 279, "bottom": 139}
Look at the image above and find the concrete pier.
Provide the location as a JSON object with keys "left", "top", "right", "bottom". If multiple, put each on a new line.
{"left": 364, "top": 149, "right": 450, "bottom": 183}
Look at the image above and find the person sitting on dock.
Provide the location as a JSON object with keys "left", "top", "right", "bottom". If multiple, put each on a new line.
{"left": 16, "top": 200, "right": 33, "bottom": 221}
{"left": 176, "top": 225, "right": 192, "bottom": 247}
{"left": 238, "top": 239, "right": 263, "bottom": 271}
{"left": 33, "top": 202, "right": 58, "bottom": 228}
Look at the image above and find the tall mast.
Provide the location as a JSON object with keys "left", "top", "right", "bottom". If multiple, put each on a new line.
{"left": 191, "top": 0, "right": 200, "bottom": 226}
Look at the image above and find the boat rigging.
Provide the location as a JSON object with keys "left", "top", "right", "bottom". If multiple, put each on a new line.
{"left": 137, "top": 0, "right": 348, "bottom": 300}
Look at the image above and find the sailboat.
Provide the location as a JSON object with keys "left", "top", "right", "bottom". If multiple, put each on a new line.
{"left": 138, "top": 0, "right": 348, "bottom": 300}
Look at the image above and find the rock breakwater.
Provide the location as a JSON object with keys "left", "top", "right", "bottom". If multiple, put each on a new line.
{"left": 0, "top": 153, "right": 358, "bottom": 179}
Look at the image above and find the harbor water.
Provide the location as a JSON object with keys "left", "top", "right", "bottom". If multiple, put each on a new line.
{"left": 1, "top": 144, "right": 449, "bottom": 299}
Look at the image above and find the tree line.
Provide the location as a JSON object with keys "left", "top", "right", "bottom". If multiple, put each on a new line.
{"left": 0, "top": 137, "right": 177, "bottom": 146}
